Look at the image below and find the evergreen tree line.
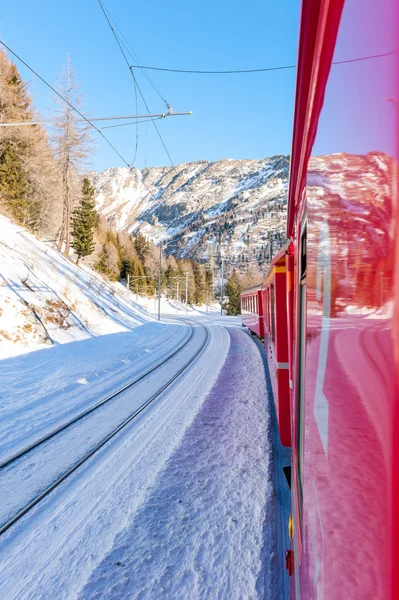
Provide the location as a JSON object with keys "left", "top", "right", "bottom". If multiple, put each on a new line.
{"left": 95, "top": 229, "right": 213, "bottom": 305}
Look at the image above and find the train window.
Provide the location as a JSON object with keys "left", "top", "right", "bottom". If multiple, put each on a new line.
{"left": 254, "top": 295, "right": 257, "bottom": 313}
{"left": 271, "top": 284, "right": 276, "bottom": 342}
{"left": 296, "top": 222, "right": 307, "bottom": 522}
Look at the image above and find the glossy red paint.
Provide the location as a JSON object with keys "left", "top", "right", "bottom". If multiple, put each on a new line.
{"left": 263, "top": 249, "right": 292, "bottom": 448}
{"left": 240, "top": 286, "right": 264, "bottom": 338}
{"left": 288, "top": 1, "right": 399, "bottom": 599}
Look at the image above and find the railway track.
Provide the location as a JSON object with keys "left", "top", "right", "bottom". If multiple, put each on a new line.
{"left": 0, "top": 321, "right": 209, "bottom": 536}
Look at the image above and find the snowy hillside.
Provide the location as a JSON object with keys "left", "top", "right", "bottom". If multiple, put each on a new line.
{"left": 0, "top": 214, "right": 154, "bottom": 358}
{"left": 91, "top": 155, "right": 290, "bottom": 267}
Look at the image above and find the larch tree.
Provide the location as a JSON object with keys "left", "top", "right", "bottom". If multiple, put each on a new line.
{"left": 71, "top": 177, "right": 97, "bottom": 263}
{"left": 52, "top": 56, "right": 90, "bottom": 257}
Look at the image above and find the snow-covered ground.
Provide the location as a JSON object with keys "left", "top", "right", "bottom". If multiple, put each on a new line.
{"left": 80, "top": 328, "right": 276, "bottom": 600}
{"left": 0, "top": 215, "right": 154, "bottom": 358}
{"left": 0, "top": 215, "right": 284, "bottom": 599}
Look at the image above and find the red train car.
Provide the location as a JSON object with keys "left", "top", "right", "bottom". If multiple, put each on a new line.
{"left": 286, "top": 1, "right": 399, "bottom": 599}
{"left": 263, "top": 243, "right": 293, "bottom": 447}
{"left": 240, "top": 285, "right": 264, "bottom": 338}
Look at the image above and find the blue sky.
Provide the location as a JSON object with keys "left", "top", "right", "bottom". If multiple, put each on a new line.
{"left": 0, "top": 0, "right": 300, "bottom": 172}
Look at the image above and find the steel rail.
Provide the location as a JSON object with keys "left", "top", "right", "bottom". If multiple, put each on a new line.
{"left": 0, "top": 323, "right": 195, "bottom": 471}
{"left": 0, "top": 322, "right": 209, "bottom": 537}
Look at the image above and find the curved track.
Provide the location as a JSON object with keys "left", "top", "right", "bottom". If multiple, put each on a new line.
{"left": 0, "top": 323, "right": 194, "bottom": 470}
{"left": 0, "top": 321, "right": 209, "bottom": 536}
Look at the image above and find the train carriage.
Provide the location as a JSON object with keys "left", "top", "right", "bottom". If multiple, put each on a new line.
{"left": 240, "top": 285, "right": 264, "bottom": 338}
{"left": 263, "top": 243, "right": 293, "bottom": 448}
{"left": 240, "top": 0, "right": 398, "bottom": 597}
{"left": 286, "top": 0, "right": 399, "bottom": 598}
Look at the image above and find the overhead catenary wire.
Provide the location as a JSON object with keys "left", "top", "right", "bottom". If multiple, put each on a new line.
{"left": 100, "top": 0, "right": 166, "bottom": 103}
{"left": 97, "top": 0, "right": 178, "bottom": 172}
{"left": 100, "top": 116, "right": 164, "bottom": 130}
{"left": 97, "top": 0, "right": 140, "bottom": 166}
{"left": 0, "top": 112, "right": 191, "bottom": 128}
{"left": 0, "top": 39, "right": 132, "bottom": 167}
{"left": 132, "top": 66, "right": 139, "bottom": 164}
{"left": 130, "top": 49, "right": 397, "bottom": 74}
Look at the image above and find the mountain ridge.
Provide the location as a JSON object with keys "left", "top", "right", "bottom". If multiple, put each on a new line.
{"left": 91, "top": 155, "right": 290, "bottom": 271}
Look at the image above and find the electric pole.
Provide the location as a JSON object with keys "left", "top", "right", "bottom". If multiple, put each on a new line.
{"left": 158, "top": 244, "right": 162, "bottom": 321}
{"left": 185, "top": 271, "right": 188, "bottom": 315}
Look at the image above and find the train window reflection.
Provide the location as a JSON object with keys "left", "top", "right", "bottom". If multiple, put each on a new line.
{"left": 297, "top": 223, "right": 307, "bottom": 522}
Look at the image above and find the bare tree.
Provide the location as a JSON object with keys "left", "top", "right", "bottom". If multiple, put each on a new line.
{"left": 52, "top": 56, "right": 91, "bottom": 257}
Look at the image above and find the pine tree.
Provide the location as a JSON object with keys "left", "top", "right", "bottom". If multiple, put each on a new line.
{"left": 0, "top": 51, "right": 59, "bottom": 234}
{"left": 133, "top": 232, "right": 150, "bottom": 264}
{"left": 0, "top": 144, "right": 28, "bottom": 222}
{"left": 0, "top": 54, "right": 33, "bottom": 225}
{"left": 192, "top": 262, "right": 205, "bottom": 305}
{"left": 71, "top": 178, "right": 97, "bottom": 263}
{"left": 224, "top": 269, "right": 242, "bottom": 315}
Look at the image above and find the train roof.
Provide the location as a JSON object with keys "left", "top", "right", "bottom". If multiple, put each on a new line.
{"left": 287, "top": 0, "right": 343, "bottom": 237}
{"left": 263, "top": 241, "right": 294, "bottom": 287}
{"left": 241, "top": 284, "right": 262, "bottom": 295}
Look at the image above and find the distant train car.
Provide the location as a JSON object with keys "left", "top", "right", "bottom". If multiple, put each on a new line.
{"left": 285, "top": 0, "right": 399, "bottom": 598}
{"left": 262, "top": 242, "right": 293, "bottom": 447}
{"left": 240, "top": 285, "right": 264, "bottom": 338}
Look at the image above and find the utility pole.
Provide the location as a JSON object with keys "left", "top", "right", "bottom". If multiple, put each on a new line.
{"left": 185, "top": 271, "right": 188, "bottom": 315}
{"left": 127, "top": 273, "right": 130, "bottom": 291}
{"left": 158, "top": 244, "right": 162, "bottom": 321}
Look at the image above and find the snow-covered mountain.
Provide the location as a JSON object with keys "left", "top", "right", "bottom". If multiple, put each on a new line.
{"left": 91, "top": 155, "right": 290, "bottom": 268}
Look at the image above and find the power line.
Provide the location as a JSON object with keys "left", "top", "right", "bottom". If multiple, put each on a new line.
{"left": 0, "top": 112, "right": 191, "bottom": 127}
{"left": 101, "top": 117, "right": 164, "bottom": 130}
{"left": 132, "top": 64, "right": 296, "bottom": 75}
{"left": 97, "top": 0, "right": 140, "bottom": 166}
{"left": 132, "top": 68, "right": 139, "bottom": 164}
{"left": 0, "top": 39, "right": 131, "bottom": 167}
{"left": 130, "top": 49, "right": 397, "bottom": 74}
{"left": 100, "top": 1, "right": 166, "bottom": 103}
{"left": 97, "top": 0, "right": 177, "bottom": 172}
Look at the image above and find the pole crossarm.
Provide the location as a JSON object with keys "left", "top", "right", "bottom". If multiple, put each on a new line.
{"left": 0, "top": 112, "right": 193, "bottom": 128}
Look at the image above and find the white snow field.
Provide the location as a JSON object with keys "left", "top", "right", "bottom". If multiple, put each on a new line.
{"left": 79, "top": 328, "right": 277, "bottom": 600}
{"left": 0, "top": 214, "right": 154, "bottom": 359}
{"left": 0, "top": 215, "right": 281, "bottom": 599}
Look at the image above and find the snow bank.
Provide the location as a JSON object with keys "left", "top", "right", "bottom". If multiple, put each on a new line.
{"left": 0, "top": 215, "right": 153, "bottom": 358}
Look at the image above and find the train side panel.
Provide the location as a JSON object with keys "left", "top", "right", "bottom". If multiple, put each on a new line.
{"left": 288, "top": 0, "right": 399, "bottom": 598}
{"left": 264, "top": 256, "right": 292, "bottom": 447}
{"left": 240, "top": 288, "right": 264, "bottom": 337}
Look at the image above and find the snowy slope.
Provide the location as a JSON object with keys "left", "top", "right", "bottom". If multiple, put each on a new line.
{"left": 91, "top": 155, "right": 290, "bottom": 267}
{"left": 0, "top": 214, "right": 154, "bottom": 358}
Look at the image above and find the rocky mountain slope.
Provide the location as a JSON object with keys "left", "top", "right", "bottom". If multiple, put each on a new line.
{"left": 91, "top": 155, "right": 290, "bottom": 272}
